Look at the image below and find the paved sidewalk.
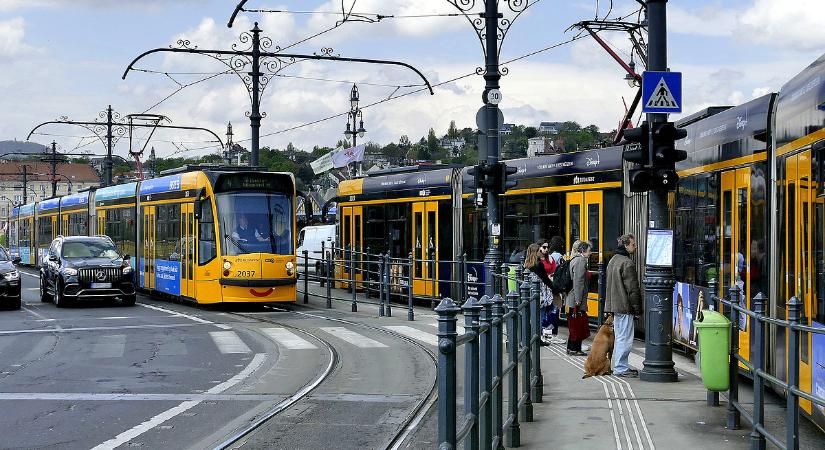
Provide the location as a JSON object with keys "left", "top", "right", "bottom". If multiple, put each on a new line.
{"left": 518, "top": 331, "right": 824, "bottom": 450}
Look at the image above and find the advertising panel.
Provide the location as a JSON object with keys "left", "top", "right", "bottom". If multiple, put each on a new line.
{"left": 812, "top": 322, "right": 825, "bottom": 430}
{"left": 154, "top": 259, "right": 180, "bottom": 295}
{"left": 672, "top": 282, "right": 711, "bottom": 349}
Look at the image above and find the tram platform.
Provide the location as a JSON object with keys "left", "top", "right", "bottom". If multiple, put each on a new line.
{"left": 518, "top": 331, "right": 825, "bottom": 450}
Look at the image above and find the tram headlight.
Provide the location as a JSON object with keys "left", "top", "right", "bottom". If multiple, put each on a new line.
{"left": 223, "top": 261, "right": 232, "bottom": 271}
{"left": 286, "top": 261, "right": 294, "bottom": 276}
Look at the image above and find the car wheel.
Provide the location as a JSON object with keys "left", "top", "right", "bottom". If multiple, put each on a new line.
{"left": 10, "top": 296, "right": 21, "bottom": 310}
{"left": 40, "top": 275, "right": 52, "bottom": 303}
{"left": 121, "top": 295, "right": 136, "bottom": 307}
{"left": 54, "top": 282, "right": 67, "bottom": 308}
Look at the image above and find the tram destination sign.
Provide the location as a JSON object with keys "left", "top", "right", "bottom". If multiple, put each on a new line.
{"left": 216, "top": 173, "right": 289, "bottom": 192}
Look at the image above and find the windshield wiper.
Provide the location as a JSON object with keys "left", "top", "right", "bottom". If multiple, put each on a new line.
{"left": 222, "top": 218, "right": 251, "bottom": 253}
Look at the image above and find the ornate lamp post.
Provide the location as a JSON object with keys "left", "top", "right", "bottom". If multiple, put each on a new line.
{"left": 343, "top": 84, "right": 366, "bottom": 176}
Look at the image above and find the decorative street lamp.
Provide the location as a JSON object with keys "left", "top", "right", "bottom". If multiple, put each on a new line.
{"left": 343, "top": 84, "right": 366, "bottom": 176}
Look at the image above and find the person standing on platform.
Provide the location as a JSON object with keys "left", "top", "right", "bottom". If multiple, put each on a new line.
{"left": 605, "top": 233, "right": 642, "bottom": 377}
{"left": 565, "top": 240, "right": 591, "bottom": 356}
{"left": 543, "top": 236, "right": 566, "bottom": 344}
{"left": 523, "top": 242, "right": 553, "bottom": 347}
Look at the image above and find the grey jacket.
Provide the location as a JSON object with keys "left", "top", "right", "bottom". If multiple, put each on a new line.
{"left": 564, "top": 255, "right": 589, "bottom": 311}
{"left": 604, "top": 251, "right": 642, "bottom": 316}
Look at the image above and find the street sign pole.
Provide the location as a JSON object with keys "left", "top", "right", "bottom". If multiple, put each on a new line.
{"left": 641, "top": 0, "right": 679, "bottom": 383}
{"left": 483, "top": 0, "right": 503, "bottom": 297}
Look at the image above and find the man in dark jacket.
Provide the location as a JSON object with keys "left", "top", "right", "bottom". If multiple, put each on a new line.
{"left": 605, "top": 233, "right": 642, "bottom": 377}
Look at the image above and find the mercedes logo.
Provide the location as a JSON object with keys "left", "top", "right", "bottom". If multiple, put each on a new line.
{"left": 95, "top": 270, "right": 107, "bottom": 281}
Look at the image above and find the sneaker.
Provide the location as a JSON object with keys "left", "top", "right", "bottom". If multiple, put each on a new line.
{"left": 615, "top": 371, "right": 638, "bottom": 378}
{"left": 541, "top": 329, "right": 551, "bottom": 338}
{"left": 539, "top": 338, "right": 551, "bottom": 347}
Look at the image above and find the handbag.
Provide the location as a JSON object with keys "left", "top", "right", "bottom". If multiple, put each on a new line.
{"left": 567, "top": 306, "right": 591, "bottom": 341}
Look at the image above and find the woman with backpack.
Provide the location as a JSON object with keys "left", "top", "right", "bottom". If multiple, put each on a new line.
{"left": 541, "top": 236, "right": 566, "bottom": 344}
{"left": 565, "top": 239, "right": 592, "bottom": 356}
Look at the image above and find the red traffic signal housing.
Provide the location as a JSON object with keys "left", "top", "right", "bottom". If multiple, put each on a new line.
{"left": 622, "top": 122, "right": 650, "bottom": 165}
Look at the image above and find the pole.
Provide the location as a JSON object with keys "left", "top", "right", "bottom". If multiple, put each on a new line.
{"left": 22, "top": 165, "right": 28, "bottom": 205}
{"left": 104, "top": 105, "right": 113, "bottom": 187}
{"left": 250, "top": 23, "right": 262, "bottom": 167}
{"left": 639, "top": 0, "right": 678, "bottom": 383}
{"left": 483, "top": 0, "right": 502, "bottom": 297}
{"left": 50, "top": 141, "right": 58, "bottom": 197}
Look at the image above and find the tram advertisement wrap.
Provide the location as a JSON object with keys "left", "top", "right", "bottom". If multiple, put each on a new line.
{"left": 813, "top": 322, "right": 825, "bottom": 430}
{"left": 155, "top": 260, "right": 181, "bottom": 295}
{"left": 672, "top": 282, "right": 710, "bottom": 349}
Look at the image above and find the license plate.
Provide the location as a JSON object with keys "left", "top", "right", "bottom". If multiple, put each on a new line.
{"left": 91, "top": 283, "right": 112, "bottom": 289}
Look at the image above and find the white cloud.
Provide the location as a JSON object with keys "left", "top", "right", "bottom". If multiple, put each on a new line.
{"left": 739, "top": 0, "right": 825, "bottom": 51}
{"left": 669, "top": 5, "right": 736, "bottom": 37}
{"left": 0, "top": 17, "right": 28, "bottom": 57}
{"left": 0, "top": 0, "right": 197, "bottom": 12}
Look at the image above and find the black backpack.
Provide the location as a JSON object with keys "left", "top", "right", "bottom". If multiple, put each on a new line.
{"left": 551, "top": 256, "right": 576, "bottom": 294}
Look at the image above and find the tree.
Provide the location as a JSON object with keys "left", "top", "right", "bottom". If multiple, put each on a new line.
{"left": 426, "top": 128, "right": 439, "bottom": 157}
{"left": 447, "top": 120, "right": 459, "bottom": 139}
{"left": 399, "top": 135, "right": 411, "bottom": 148}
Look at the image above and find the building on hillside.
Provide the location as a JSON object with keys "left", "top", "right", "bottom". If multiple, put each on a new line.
{"left": 0, "top": 162, "right": 100, "bottom": 229}
{"left": 527, "top": 136, "right": 564, "bottom": 157}
{"left": 223, "top": 143, "right": 249, "bottom": 166}
{"left": 500, "top": 123, "right": 515, "bottom": 135}
{"left": 439, "top": 138, "right": 466, "bottom": 158}
{"left": 538, "top": 121, "right": 562, "bottom": 135}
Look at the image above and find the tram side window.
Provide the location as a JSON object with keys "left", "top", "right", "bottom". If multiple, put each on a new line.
{"left": 198, "top": 198, "right": 217, "bottom": 265}
{"left": 156, "top": 204, "right": 181, "bottom": 261}
{"left": 503, "top": 196, "right": 530, "bottom": 262}
{"left": 385, "top": 204, "right": 408, "bottom": 257}
{"left": 38, "top": 216, "right": 52, "bottom": 249}
{"left": 364, "top": 205, "right": 386, "bottom": 254}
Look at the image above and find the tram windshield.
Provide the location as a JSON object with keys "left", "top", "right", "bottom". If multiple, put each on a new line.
{"left": 217, "top": 192, "right": 293, "bottom": 256}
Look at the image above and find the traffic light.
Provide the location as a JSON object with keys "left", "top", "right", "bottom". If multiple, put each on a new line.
{"left": 622, "top": 121, "right": 650, "bottom": 166}
{"left": 651, "top": 121, "right": 688, "bottom": 168}
{"left": 628, "top": 168, "right": 679, "bottom": 192}
{"left": 468, "top": 162, "right": 495, "bottom": 207}
{"left": 496, "top": 162, "right": 518, "bottom": 193}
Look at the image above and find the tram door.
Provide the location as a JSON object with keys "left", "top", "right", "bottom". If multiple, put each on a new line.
{"left": 97, "top": 211, "right": 106, "bottom": 236}
{"left": 784, "top": 151, "right": 814, "bottom": 414}
{"left": 566, "top": 191, "right": 603, "bottom": 312}
{"left": 339, "top": 206, "right": 363, "bottom": 289}
{"left": 412, "top": 201, "right": 439, "bottom": 297}
{"left": 61, "top": 214, "right": 69, "bottom": 236}
{"left": 142, "top": 206, "right": 156, "bottom": 290}
{"left": 720, "top": 168, "right": 753, "bottom": 366}
{"left": 180, "top": 203, "right": 195, "bottom": 298}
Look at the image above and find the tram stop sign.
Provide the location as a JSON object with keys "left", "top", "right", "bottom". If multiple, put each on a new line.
{"left": 642, "top": 71, "right": 682, "bottom": 114}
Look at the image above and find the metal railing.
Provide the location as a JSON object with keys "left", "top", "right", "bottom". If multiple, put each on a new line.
{"left": 435, "top": 266, "right": 543, "bottom": 450}
{"left": 706, "top": 280, "right": 825, "bottom": 450}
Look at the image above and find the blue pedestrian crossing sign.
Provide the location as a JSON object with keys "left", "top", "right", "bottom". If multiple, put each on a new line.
{"left": 642, "top": 71, "right": 682, "bottom": 113}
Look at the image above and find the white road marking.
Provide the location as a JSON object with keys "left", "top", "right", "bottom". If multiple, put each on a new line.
{"left": 0, "top": 323, "right": 204, "bottom": 336}
{"left": 137, "top": 303, "right": 213, "bottom": 324}
{"left": 22, "top": 306, "right": 61, "bottom": 330}
{"left": 0, "top": 392, "right": 281, "bottom": 401}
{"left": 214, "top": 324, "right": 233, "bottom": 330}
{"left": 427, "top": 322, "right": 466, "bottom": 334}
{"left": 319, "top": 327, "right": 388, "bottom": 348}
{"left": 382, "top": 326, "right": 438, "bottom": 346}
{"left": 20, "top": 271, "right": 39, "bottom": 278}
{"left": 209, "top": 331, "right": 251, "bottom": 354}
{"left": 91, "top": 353, "right": 267, "bottom": 450}
{"left": 261, "top": 327, "right": 318, "bottom": 349}
{"left": 91, "top": 335, "right": 127, "bottom": 359}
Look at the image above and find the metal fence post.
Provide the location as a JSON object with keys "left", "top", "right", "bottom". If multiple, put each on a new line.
{"left": 436, "top": 298, "right": 461, "bottom": 450}
{"left": 365, "top": 246, "right": 372, "bottom": 298}
{"left": 491, "top": 294, "right": 505, "bottom": 450}
{"left": 325, "top": 250, "right": 332, "bottom": 309}
{"left": 505, "top": 289, "right": 521, "bottom": 447}
{"left": 530, "top": 277, "right": 543, "bottom": 402}
{"left": 461, "top": 253, "right": 468, "bottom": 304}
{"left": 386, "top": 252, "right": 393, "bottom": 317}
{"left": 518, "top": 280, "right": 533, "bottom": 422}
{"left": 787, "top": 295, "right": 801, "bottom": 450}
{"left": 727, "top": 284, "right": 741, "bottom": 430}
{"left": 750, "top": 292, "right": 767, "bottom": 450}
{"left": 379, "top": 253, "right": 386, "bottom": 317}
{"left": 350, "top": 244, "right": 358, "bottom": 312}
{"left": 303, "top": 249, "right": 309, "bottom": 304}
{"left": 707, "top": 278, "right": 719, "bottom": 406}
{"left": 463, "top": 297, "right": 482, "bottom": 450}
{"left": 430, "top": 247, "right": 437, "bottom": 309}
{"left": 320, "top": 241, "right": 326, "bottom": 287}
{"left": 597, "top": 260, "right": 605, "bottom": 326}
{"left": 513, "top": 264, "right": 523, "bottom": 298}
{"left": 478, "top": 295, "right": 493, "bottom": 450}
{"left": 408, "top": 252, "right": 415, "bottom": 321}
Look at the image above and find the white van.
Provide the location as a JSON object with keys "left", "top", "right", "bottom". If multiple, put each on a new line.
{"left": 296, "top": 224, "right": 336, "bottom": 275}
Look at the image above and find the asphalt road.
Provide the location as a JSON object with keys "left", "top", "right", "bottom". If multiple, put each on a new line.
{"left": 0, "top": 271, "right": 436, "bottom": 450}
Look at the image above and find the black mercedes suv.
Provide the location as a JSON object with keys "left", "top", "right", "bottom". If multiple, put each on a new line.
{"left": 40, "top": 236, "right": 136, "bottom": 307}
{"left": 0, "top": 246, "right": 21, "bottom": 310}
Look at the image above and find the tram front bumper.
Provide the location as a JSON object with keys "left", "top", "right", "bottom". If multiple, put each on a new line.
{"left": 218, "top": 277, "right": 297, "bottom": 302}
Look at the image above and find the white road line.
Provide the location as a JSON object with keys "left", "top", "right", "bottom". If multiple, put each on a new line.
{"left": 261, "top": 327, "right": 318, "bottom": 349}
{"left": 22, "top": 306, "right": 61, "bottom": 330}
{"left": 427, "top": 322, "right": 466, "bottom": 334}
{"left": 91, "top": 353, "right": 266, "bottom": 450}
{"left": 20, "top": 271, "right": 39, "bottom": 278}
{"left": 0, "top": 323, "right": 204, "bottom": 336}
{"left": 0, "top": 392, "right": 280, "bottom": 401}
{"left": 319, "top": 327, "right": 388, "bottom": 348}
{"left": 610, "top": 375, "right": 655, "bottom": 449}
{"left": 213, "top": 324, "right": 233, "bottom": 330}
{"left": 90, "top": 335, "right": 127, "bottom": 359}
{"left": 137, "top": 303, "right": 213, "bottom": 324}
{"left": 209, "top": 331, "right": 251, "bottom": 354}
{"left": 382, "top": 326, "right": 437, "bottom": 346}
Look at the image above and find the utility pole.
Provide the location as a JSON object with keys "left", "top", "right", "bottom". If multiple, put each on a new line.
{"left": 21, "top": 165, "right": 28, "bottom": 205}
{"left": 482, "top": 0, "right": 502, "bottom": 296}
{"left": 640, "top": 0, "right": 679, "bottom": 383}
{"left": 50, "top": 141, "right": 58, "bottom": 197}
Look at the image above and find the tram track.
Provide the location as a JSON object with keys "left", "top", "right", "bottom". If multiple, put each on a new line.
{"left": 218, "top": 305, "right": 438, "bottom": 450}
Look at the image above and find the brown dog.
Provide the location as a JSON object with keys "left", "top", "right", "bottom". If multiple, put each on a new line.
{"left": 582, "top": 315, "right": 614, "bottom": 379}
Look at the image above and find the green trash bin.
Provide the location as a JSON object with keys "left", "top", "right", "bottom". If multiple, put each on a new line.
{"left": 695, "top": 309, "right": 731, "bottom": 391}
{"left": 507, "top": 265, "right": 519, "bottom": 293}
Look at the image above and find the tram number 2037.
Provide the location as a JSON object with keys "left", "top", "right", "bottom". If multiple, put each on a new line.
{"left": 236, "top": 270, "right": 256, "bottom": 277}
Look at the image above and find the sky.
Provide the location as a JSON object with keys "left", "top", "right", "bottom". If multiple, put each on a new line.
{"left": 1, "top": 0, "right": 825, "bottom": 161}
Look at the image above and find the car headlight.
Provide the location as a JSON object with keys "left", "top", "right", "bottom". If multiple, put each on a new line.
{"left": 63, "top": 268, "right": 78, "bottom": 276}
{"left": 286, "top": 261, "right": 295, "bottom": 276}
{"left": 3, "top": 270, "right": 19, "bottom": 280}
{"left": 123, "top": 266, "right": 133, "bottom": 274}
